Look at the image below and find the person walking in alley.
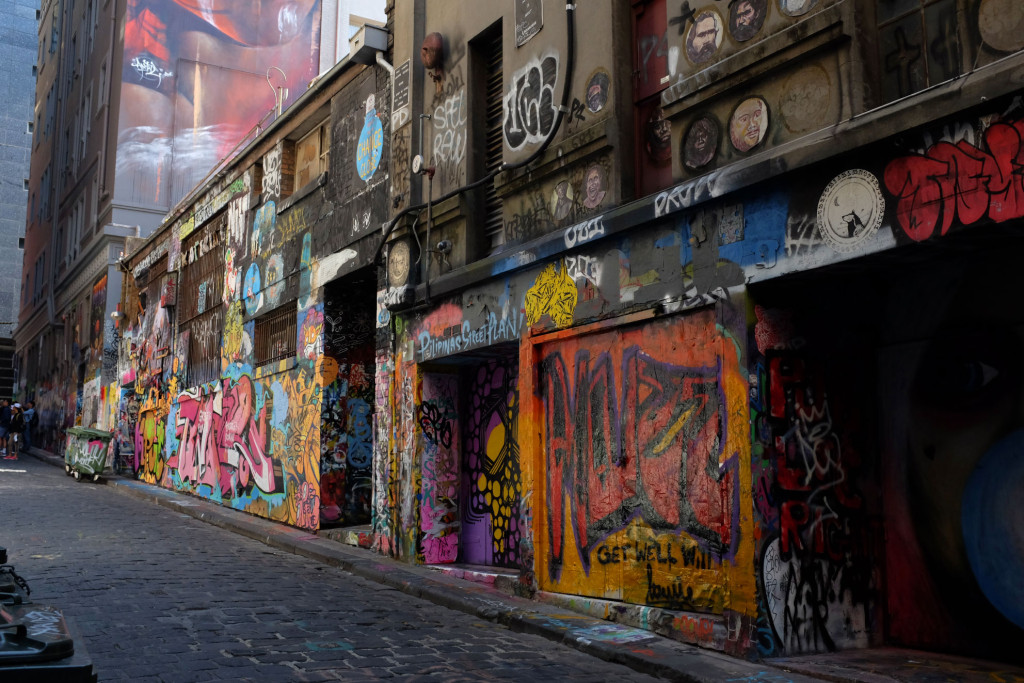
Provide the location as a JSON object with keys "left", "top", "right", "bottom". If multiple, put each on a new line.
{"left": 0, "top": 399, "right": 10, "bottom": 457}
{"left": 5, "top": 403, "right": 24, "bottom": 460}
{"left": 22, "top": 401, "right": 35, "bottom": 454}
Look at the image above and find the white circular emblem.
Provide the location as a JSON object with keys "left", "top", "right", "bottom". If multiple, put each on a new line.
{"left": 816, "top": 169, "right": 885, "bottom": 253}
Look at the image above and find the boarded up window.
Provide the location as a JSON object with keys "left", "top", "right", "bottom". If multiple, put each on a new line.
{"left": 295, "top": 120, "right": 330, "bottom": 189}
{"left": 254, "top": 304, "right": 296, "bottom": 367}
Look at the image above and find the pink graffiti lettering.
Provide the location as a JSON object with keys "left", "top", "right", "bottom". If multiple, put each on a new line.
{"left": 170, "top": 376, "right": 276, "bottom": 496}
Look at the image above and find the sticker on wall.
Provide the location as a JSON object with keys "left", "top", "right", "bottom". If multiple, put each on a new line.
{"left": 357, "top": 93, "right": 384, "bottom": 182}
{"left": 244, "top": 263, "right": 263, "bottom": 316}
{"left": 551, "top": 181, "right": 575, "bottom": 221}
{"left": 729, "top": 97, "right": 768, "bottom": 153}
{"left": 815, "top": 169, "right": 886, "bottom": 253}
{"left": 729, "top": 0, "right": 767, "bottom": 41}
{"left": 779, "top": 0, "right": 819, "bottom": 17}
{"left": 682, "top": 116, "right": 719, "bottom": 170}
{"left": 585, "top": 71, "right": 610, "bottom": 113}
{"left": 686, "top": 9, "right": 723, "bottom": 65}
{"left": 978, "top": 0, "right": 1024, "bottom": 53}
{"left": 515, "top": 0, "right": 543, "bottom": 46}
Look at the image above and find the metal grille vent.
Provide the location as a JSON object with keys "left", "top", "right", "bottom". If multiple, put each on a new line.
{"left": 254, "top": 305, "right": 296, "bottom": 367}
{"left": 483, "top": 39, "right": 504, "bottom": 253}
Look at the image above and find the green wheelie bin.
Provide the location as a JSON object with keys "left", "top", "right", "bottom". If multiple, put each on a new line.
{"left": 63, "top": 428, "right": 113, "bottom": 482}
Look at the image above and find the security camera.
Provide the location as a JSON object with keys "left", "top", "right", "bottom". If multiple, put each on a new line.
{"left": 436, "top": 239, "right": 452, "bottom": 254}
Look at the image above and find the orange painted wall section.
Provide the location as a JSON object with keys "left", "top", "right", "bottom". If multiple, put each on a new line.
{"left": 529, "top": 309, "right": 755, "bottom": 618}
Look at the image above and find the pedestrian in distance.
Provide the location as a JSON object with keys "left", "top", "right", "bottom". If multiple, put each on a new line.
{"left": 0, "top": 399, "right": 10, "bottom": 457}
{"left": 22, "top": 401, "right": 35, "bottom": 454}
{"left": 6, "top": 403, "right": 24, "bottom": 460}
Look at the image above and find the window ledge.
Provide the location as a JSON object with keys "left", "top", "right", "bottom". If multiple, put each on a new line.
{"left": 254, "top": 356, "right": 297, "bottom": 379}
{"left": 277, "top": 172, "right": 327, "bottom": 214}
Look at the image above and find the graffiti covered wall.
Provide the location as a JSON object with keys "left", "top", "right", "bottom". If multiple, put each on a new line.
{"left": 536, "top": 310, "right": 756, "bottom": 640}
{"left": 320, "top": 279, "right": 376, "bottom": 527}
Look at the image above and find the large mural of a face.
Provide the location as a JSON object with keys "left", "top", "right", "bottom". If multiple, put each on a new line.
{"left": 118, "top": 0, "right": 322, "bottom": 209}
{"left": 882, "top": 256, "right": 1024, "bottom": 657}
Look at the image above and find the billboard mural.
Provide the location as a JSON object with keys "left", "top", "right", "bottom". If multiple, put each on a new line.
{"left": 118, "top": 0, "right": 323, "bottom": 208}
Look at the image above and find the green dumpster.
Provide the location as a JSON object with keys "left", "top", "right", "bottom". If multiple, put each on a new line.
{"left": 63, "top": 428, "right": 113, "bottom": 482}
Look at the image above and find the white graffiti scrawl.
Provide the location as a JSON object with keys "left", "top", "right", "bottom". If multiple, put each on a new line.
{"left": 130, "top": 56, "right": 173, "bottom": 87}
{"left": 504, "top": 54, "right": 559, "bottom": 151}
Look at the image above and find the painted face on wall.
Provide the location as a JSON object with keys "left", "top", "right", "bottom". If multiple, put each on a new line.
{"left": 730, "top": 97, "right": 767, "bottom": 152}
{"left": 585, "top": 72, "right": 609, "bottom": 113}
{"left": 878, "top": 256, "right": 1024, "bottom": 656}
{"left": 905, "top": 288, "right": 1024, "bottom": 634}
{"left": 582, "top": 166, "right": 607, "bottom": 210}
{"left": 730, "top": 0, "right": 766, "bottom": 41}
{"left": 645, "top": 107, "right": 673, "bottom": 164}
{"left": 687, "top": 12, "right": 721, "bottom": 64}
{"left": 683, "top": 116, "right": 719, "bottom": 170}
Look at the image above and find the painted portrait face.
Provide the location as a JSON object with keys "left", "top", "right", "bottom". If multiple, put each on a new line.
{"left": 583, "top": 166, "right": 606, "bottom": 209}
{"left": 683, "top": 116, "right": 719, "bottom": 170}
{"left": 730, "top": 0, "right": 766, "bottom": 41}
{"left": 730, "top": 97, "right": 767, "bottom": 152}
{"left": 687, "top": 12, "right": 722, "bottom": 64}
{"left": 645, "top": 107, "right": 673, "bottom": 164}
{"left": 586, "top": 72, "right": 610, "bottom": 113}
{"left": 896, "top": 258, "right": 1024, "bottom": 644}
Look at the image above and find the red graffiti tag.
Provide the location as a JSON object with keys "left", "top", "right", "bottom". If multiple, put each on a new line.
{"left": 884, "top": 119, "right": 1024, "bottom": 241}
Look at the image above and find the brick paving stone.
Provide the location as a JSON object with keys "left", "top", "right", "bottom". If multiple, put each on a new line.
{"left": 2, "top": 456, "right": 665, "bottom": 682}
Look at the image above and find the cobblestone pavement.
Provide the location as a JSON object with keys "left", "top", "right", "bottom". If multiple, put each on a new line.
{"left": 0, "top": 456, "right": 662, "bottom": 682}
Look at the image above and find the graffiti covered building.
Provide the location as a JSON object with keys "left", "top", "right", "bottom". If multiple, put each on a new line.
{"left": 119, "top": 30, "right": 391, "bottom": 531}
{"left": 371, "top": 0, "right": 1024, "bottom": 665}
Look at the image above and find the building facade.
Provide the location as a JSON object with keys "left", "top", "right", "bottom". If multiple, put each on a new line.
{"left": 0, "top": 0, "right": 41, "bottom": 397}
{"left": 119, "top": 27, "right": 391, "bottom": 530}
{"left": 373, "top": 0, "right": 1024, "bottom": 663}
{"left": 113, "top": 0, "right": 1024, "bottom": 666}
{"left": 16, "top": 0, "right": 377, "bottom": 448}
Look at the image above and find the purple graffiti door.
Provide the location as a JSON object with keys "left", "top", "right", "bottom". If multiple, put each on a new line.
{"left": 461, "top": 359, "right": 521, "bottom": 568}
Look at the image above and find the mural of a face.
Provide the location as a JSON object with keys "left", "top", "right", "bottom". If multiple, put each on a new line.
{"left": 582, "top": 166, "right": 607, "bottom": 210}
{"left": 730, "top": 0, "right": 767, "bottom": 41}
{"left": 903, "top": 269, "right": 1024, "bottom": 638}
{"left": 779, "top": 0, "right": 819, "bottom": 17}
{"left": 683, "top": 116, "right": 719, "bottom": 170}
{"left": 730, "top": 97, "right": 768, "bottom": 152}
{"left": 551, "top": 181, "right": 574, "bottom": 221}
{"left": 687, "top": 11, "right": 722, "bottom": 64}
{"left": 645, "top": 107, "right": 673, "bottom": 164}
{"left": 586, "top": 72, "right": 609, "bottom": 113}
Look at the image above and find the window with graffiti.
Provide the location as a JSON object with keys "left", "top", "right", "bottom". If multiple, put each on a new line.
{"left": 180, "top": 214, "right": 225, "bottom": 387}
